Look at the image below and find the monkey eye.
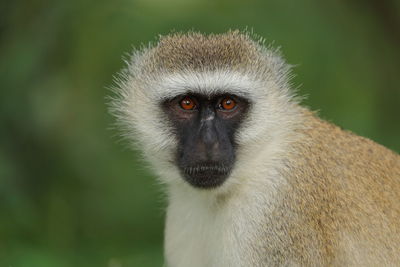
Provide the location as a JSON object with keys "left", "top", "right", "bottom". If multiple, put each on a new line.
{"left": 179, "top": 96, "right": 196, "bottom": 110}
{"left": 219, "top": 97, "right": 237, "bottom": 111}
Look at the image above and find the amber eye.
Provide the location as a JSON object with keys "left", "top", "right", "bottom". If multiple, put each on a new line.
{"left": 220, "top": 97, "right": 236, "bottom": 111}
{"left": 180, "top": 96, "right": 196, "bottom": 110}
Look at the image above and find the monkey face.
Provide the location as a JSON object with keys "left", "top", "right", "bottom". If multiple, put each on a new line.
{"left": 111, "top": 32, "right": 296, "bottom": 189}
{"left": 163, "top": 93, "right": 249, "bottom": 188}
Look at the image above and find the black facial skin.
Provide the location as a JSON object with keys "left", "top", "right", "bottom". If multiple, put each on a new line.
{"left": 163, "top": 93, "right": 249, "bottom": 189}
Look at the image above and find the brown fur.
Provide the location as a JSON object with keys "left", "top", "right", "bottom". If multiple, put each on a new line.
{"left": 269, "top": 110, "right": 400, "bottom": 265}
{"left": 134, "top": 31, "right": 288, "bottom": 83}
{"left": 149, "top": 30, "right": 261, "bottom": 72}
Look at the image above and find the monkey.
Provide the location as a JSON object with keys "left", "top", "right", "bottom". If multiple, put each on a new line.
{"left": 110, "top": 31, "right": 400, "bottom": 266}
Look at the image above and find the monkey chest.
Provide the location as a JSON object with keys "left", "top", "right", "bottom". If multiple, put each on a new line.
{"left": 164, "top": 199, "right": 253, "bottom": 267}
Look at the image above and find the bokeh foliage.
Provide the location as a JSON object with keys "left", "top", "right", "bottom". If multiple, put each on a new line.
{"left": 1, "top": 0, "right": 399, "bottom": 266}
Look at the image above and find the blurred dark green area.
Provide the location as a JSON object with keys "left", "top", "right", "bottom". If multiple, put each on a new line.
{"left": 1, "top": 0, "right": 399, "bottom": 266}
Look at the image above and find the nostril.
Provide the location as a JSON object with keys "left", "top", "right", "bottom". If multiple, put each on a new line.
{"left": 194, "top": 142, "right": 218, "bottom": 161}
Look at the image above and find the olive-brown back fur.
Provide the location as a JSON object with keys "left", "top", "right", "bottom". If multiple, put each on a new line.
{"left": 272, "top": 111, "right": 400, "bottom": 265}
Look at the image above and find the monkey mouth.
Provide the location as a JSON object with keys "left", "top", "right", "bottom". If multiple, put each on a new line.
{"left": 181, "top": 163, "right": 232, "bottom": 189}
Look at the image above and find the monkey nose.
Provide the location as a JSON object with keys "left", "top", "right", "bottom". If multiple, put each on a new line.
{"left": 202, "top": 128, "right": 217, "bottom": 146}
{"left": 196, "top": 141, "right": 221, "bottom": 162}
{"left": 200, "top": 121, "right": 220, "bottom": 150}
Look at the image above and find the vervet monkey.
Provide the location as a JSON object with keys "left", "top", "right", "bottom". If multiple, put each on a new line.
{"left": 111, "top": 31, "right": 400, "bottom": 266}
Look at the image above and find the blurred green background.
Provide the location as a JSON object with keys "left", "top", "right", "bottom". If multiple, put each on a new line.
{"left": 1, "top": 0, "right": 399, "bottom": 266}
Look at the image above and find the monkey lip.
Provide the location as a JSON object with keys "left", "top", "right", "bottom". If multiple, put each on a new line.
{"left": 181, "top": 164, "right": 231, "bottom": 189}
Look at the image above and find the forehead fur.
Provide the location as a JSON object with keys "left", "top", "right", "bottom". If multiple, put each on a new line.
{"left": 124, "top": 31, "right": 292, "bottom": 100}
{"left": 148, "top": 31, "right": 262, "bottom": 72}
